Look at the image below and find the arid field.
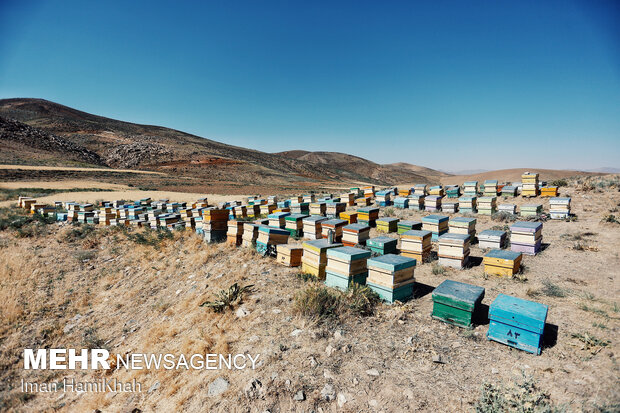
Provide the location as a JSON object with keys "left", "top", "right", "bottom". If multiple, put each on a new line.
{"left": 0, "top": 174, "right": 618, "bottom": 412}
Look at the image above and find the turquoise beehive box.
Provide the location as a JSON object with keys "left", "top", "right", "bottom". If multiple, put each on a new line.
{"left": 488, "top": 294, "right": 548, "bottom": 355}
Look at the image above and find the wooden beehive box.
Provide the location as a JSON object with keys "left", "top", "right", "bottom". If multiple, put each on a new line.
{"left": 301, "top": 239, "right": 343, "bottom": 279}
{"left": 422, "top": 214, "right": 449, "bottom": 241}
{"left": 321, "top": 218, "right": 347, "bottom": 241}
{"left": 438, "top": 233, "right": 471, "bottom": 268}
{"left": 510, "top": 221, "right": 543, "bottom": 255}
{"left": 487, "top": 294, "right": 547, "bottom": 355}
{"left": 366, "top": 236, "right": 398, "bottom": 255}
{"left": 448, "top": 217, "right": 476, "bottom": 238}
{"left": 397, "top": 220, "right": 422, "bottom": 234}
{"left": 366, "top": 254, "right": 416, "bottom": 303}
{"left": 400, "top": 229, "right": 432, "bottom": 263}
{"left": 376, "top": 217, "right": 399, "bottom": 233}
{"left": 324, "top": 246, "right": 371, "bottom": 290}
{"left": 276, "top": 244, "right": 303, "bottom": 267}
{"left": 302, "top": 216, "right": 327, "bottom": 240}
{"left": 483, "top": 249, "right": 522, "bottom": 276}
{"left": 342, "top": 223, "right": 370, "bottom": 246}
{"left": 408, "top": 194, "right": 425, "bottom": 210}
{"left": 432, "top": 279, "right": 485, "bottom": 329}
{"left": 478, "top": 229, "right": 507, "bottom": 249}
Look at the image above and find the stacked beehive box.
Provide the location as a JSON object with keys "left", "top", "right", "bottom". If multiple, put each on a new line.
{"left": 366, "top": 254, "right": 416, "bottom": 303}
{"left": 247, "top": 204, "right": 261, "bottom": 218}
{"left": 303, "top": 216, "right": 327, "bottom": 239}
{"left": 425, "top": 195, "right": 442, "bottom": 212}
{"left": 290, "top": 202, "right": 310, "bottom": 215}
{"left": 339, "top": 211, "right": 357, "bottom": 224}
{"left": 302, "top": 239, "right": 343, "bottom": 279}
{"left": 344, "top": 193, "right": 356, "bottom": 206}
{"left": 483, "top": 249, "right": 522, "bottom": 277}
{"left": 321, "top": 219, "right": 347, "bottom": 242}
{"left": 422, "top": 214, "right": 449, "bottom": 241}
{"left": 498, "top": 204, "right": 517, "bottom": 215}
{"left": 501, "top": 185, "right": 517, "bottom": 197}
{"left": 463, "top": 181, "right": 478, "bottom": 196}
{"left": 375, "top": 190, "right": 392, "bottom": 207}
{"left": 241, "top": 223, "right": 261, "bottom": 247}
{"left": 428, "top": 186, "right": 444, "bottom": 196}
{"left": 227, "top": 220, "right": 244, "bottom": 246}
{"left": 303, "top": 194, "right": 315, "bottom": 203}
{"left": 398, "top": 188, "right": 411, "bottom": 197}
{"left": 397, "top": 220, "right": 421, "bottom": 234}
{"left": 520, "top": 204, "right": 542, "bottom": 217}
{"left": 477, "top": 196, "right": 497, "bottom": 215}
{"left": 203, "top": 208, "right": 229, "bottom": 242}
{"left": 230, "top": 205, "right": 247, "bottom": 219}
{"left": 478, "top": 229, "right": 507, "bottom": 249}
{"left": 449, "top": 217, "right": 476, "bottom": 239}
{"left": 487, "top": 294, "right": 547, "bottom": 355}
{"left": 432, "top": 280, "right": 485, "bottom": 328}
{"left": 400, "top": 230, "right": 432, "bottom": 263}
{"left": 483, "top": 180, "right": 498, "bottom": 196}
{"left": 268, "top": 211, "right": 290, "bottom": 228}
{"left": 549, "top": 197, "right": 571, "bottom": 219}
{"left": 99, "top": 206, "right": 116, "bottom": 226}
{"left": 356, "top": 196, "right": 372, "bottom": 207}
{"left": 276, "top": 244, "right": 303, "bottom": 267}
{"left": 393, "top": 197, "right": 409, "bottom": 209}
{"left": 442, "top": 200, "right": 459, "bottom": 213}
{"left": 540, "top": 186, "right": 558, "bottom": 197}
{"left": 259, "top": 203, "right": 277, "bottom": 216}
{"left": 363, "top": 186, "right": 375, "bottom": 198}
{"left": 342, "top": 223, "right": 370, "bottom": 246}
{"left": 256, "top": 226, "right": 289, "bottom": 255}
{"left": 324, "top": 247, "right": 371, "bottom": 290}
{"left": 357, "top": 207, "right": 379, "bottom": 227}
{"left": 326, "top": 201, "right": 346, "bottom": 218}
{"left": 376, "top": 217, "right": 399, "bottom": 233}
{"left": 521, "top": 172, "right": 539, "bottom": 197}
{"left": 446, "top": 185, "right": 460, "bottom": 198}
{"left": 284, "top": 213, "right": 307, "bottom": 237}
{"left": 510, "top": 221, "right": 542, "bottom": 255}
{"left": 310, "top": 202, "right": 327, "bottom": 216}
{"left": 413, "top": 184, "right": 427, "bottom": 195}
{"left": 367, "top": 236, "right": 398, "bottom": 255}
{"left": 408, "top": 194, "right": 425, "bottom": 211}
{"left": 438, "top": 233, "right": 471, "bottom": 269}
{"left": 458, "top": 196, "right": 476, "bottom": 214}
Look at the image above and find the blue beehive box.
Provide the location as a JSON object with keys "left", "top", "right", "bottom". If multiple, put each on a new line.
{"left": 366, "top": 254, "right": 416, "bottom": 303}
{"left": 366, "top": 236, "right": 398, "bottom": 255}
{"left": 488, "top": 294, "right": 548, "bottom": 355}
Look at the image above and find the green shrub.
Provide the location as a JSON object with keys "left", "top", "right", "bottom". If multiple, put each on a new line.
{"left": 474, "top": 374, "right": 556, "bottom": 413}
{"left": 200, "top": 283, "right": 255, "bottom": 313}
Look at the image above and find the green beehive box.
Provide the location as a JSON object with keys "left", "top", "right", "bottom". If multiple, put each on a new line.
{"left": 324, "top": 271, "right": 368, "bottom": 291}
{"left": 366, "top": 236, "right": 398, "bottom": 255}
{"left": 432, "top": 280, "right": 485, "bottom": 328}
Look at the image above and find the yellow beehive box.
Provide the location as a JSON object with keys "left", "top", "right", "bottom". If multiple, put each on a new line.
{"left": 483, "top": 249, "right": 522, "bottom": 277}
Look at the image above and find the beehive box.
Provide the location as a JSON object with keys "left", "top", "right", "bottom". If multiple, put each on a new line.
{"left": 483, "top": 180, "right": 498, "bottom": 196}
{"left": 400, "top": 230, "right": 432, "bottom": 263}
{"left": 549, "top": 197, "right": 571, "bottom": 220}
{"left": 302, "top": 239, "right": 343, "bottom": 279}
{"left": 458, "top": 196, "right": 477, "bottom": 213}
{"left": 276, "top": 244, "right": 303, "bottom": 267}
{"left": 484, "top": 249, "right": 522, "bottom": 277}
{"left": 422, "top": 214, "right": 449, "bottom": 241}
{"left": 498, "top": 204, "right": 517, "bottom": 215}
{"left": 241, "top": 223, "right": 261, "bottom": 247}
{"left": 394, "top": 197, "right": 409, "bottom": 209}
{"left": 342, "top": 223, "right": 371, "bottom": 247}
{"left": 510, "top": 221, "right": 543, "bottom": 255}
{"left": 540, "top": 186, "right": 558, "bottom": 197}
{"left": 324, "top": 246, "right": 371, "bottom": 290}
{"left": 339, "top": 211, "right": 358, "bottom": 224}
{"left": 397, "top": 220, "right": 422, "bottom": 234}
{"left": 428, "top": 186, "right": 444, "bottom": 196}
{"left": 357, "top": 207, "right": 379, "bottom": 227}
{"left": 259, "top": 204, "right": 277, "bottom": 216}
{"left": 478, "top": 229, "right": 507, "bottom": 249}
{"left": 413, "top": 184, "right": 427, "bottom": 195}
{"left": 501, "top": 185, "right": 517, "bottom": 197}
{"left": 309, "top": 202, "right": 326, "bottom": 216}
{"left": 284, "top": 213, "right": 308, "bottom": 237}
{"left": 356, "top": 197, "right": 372, "bottom": 207}
{"left": 367, "top": 236, "right": 398, "bottom": 255}
{"left": 449, "top": 217, "right": 476, "bottom": 238}
{"left": 256, "top": 226, "right": 290, "bottom": 255}
{"left": 302, "top": 216, "right": 327, "bottom": 240}
{"left": 463, "top": 181, "right": 478, "bottom": 196}
{"left": 290, "top": 202, "right": 310, "bottom": 215}
{"left": 520, "top": 204, "right": 542, "bottom": 217}
{"left": 398, "top": 188, "right": 411, "bottom": 197}
{"left": 226, "top": 220, "right": 244, "bottom": 246}
{"left": 366, "top": 254, "right": 416, "bottom": 303}
{"left": 432, "top": 280, "right": 485, "bottom": 328}
{"left": 321, "top": 218, "right": 347, "bottom": 242}
{"left": 268, "top": 211, "right": 290, "bottom": 228}
{"left": 521, "top": 172, "right": 539, "bottom": 197}
{"left": 326, "top": 202, "right": 346, "bottom": 218}
{"left": 408, "top": 194, "right": 425, "bottom": 211}
{"left": 424, "top": 195, "right": 442, "bottom": 212}
{"left": 438, "top": 233, "right": 471, "bottom": 269}
{"left": 477, "top": 196, "right": 497, "bottom": 215}
{"left": 375, "top": 190, "right": 392, "bottom": 207}
{"left": 488, "top": 294, "right": 547, "bottom": 355}
{"left": 376, "top": 217, "right": 399, "bottom": 233}
{"left": 445, "top": 186, "right": 460, "bottom": 198}
{"left": 442, "top": 200, "right": 459, "bottom": 213}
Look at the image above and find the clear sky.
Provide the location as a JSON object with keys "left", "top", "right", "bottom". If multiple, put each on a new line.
{"left": 1, "top": 0, "right": 619, "bottom": 171}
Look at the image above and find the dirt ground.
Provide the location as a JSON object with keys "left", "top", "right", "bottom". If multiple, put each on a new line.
{"left": 0, "top": 175, "right": 618, "bottom": 412}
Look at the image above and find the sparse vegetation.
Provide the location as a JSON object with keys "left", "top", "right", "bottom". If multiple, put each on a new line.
{"left": 601, "top": 214, "right": 619, "bottom": 224}
{"left": 540, "top": 280, "right": 566, "bottom": 297}
{"left": 579, "top": 303, "right": 608, "bottom": 317}
{"left": 473, "top": 374, "right": 557, "bottom": 413}
{"left": 491, "top": 211, "right": 517, "bottom": 223}
{"left": 550, "top": 179, "right": 567, "bottom": 187}
{"left": 293, "top": 282, "right": 380, "bottom": 322}
{"left": 126, "top": 227, "right": 174, "bottom": 248}
{"left": 200, "top": 282, "right": 255, "bottom": 313}
{"left": 571, "top": 332, "right": 610, "bottom": 353}
{"left": 431, "top": 264, "right": 446, "bottom": 275}
{"left": 0, "top": 187, "right": 113, "bottom": 202}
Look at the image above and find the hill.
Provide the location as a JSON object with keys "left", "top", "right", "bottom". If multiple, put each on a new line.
{"left": 0, "top": 99, "right": 438, "bottom": 189}
{"left": 440, "top": 168, "right": 601, "bottom": 185}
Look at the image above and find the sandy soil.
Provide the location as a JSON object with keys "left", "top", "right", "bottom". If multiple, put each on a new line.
{"left": 0, "top": 164, "right": 164, "bottom": 175}
{"left": 0, "top": 180, "right": 132, "bottom": 190}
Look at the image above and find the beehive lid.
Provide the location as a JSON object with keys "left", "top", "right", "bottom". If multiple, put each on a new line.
{"left": 422, "top": 215, "right": 449, "bottom": 224}
{"left": 285, "top": 213, "right": 309, "bottom": 221}
{"left": 368, "top": 254, "right": 416, "bottom": 271}
{"left": 377, "top": 217, "right": 399, "bottom": 224}
{"left": 426, "top": 195, "right": 442, "bottom": 201}
{"left": 484, "top": 180, "right": 498, "bottom": 184}
{"left": 432, "top": 280, "right": 485, "bottom": 311}
{"left": 326, "top": 246, "right": 371, "bottom": 261}
{"left": 549, "top": 197, "right": 571, "bottom": 204}
{"left": 358, "top": 207, "right": 380, "bottom": 213}
{"left": 458, "top": 196, "right": 476, "bottom": 201}
{"left": 303, "top": 239, "right": 343, "bottom": 252}
{"left": 478, "top": 229, "right": 506, "bottom": 240}
{"left": 268, "top": 212, "right": 291, "bottom": 219}
{"left": 489, "top": 294, "right": 548, "bottom": 334}
{"left": 303, "top": 216, "right": 328, "bottom": 224}
{"left": 258, "top": 226, "right": 289, "bottom": 235}
{"left": 398, "top": 220, "right": 421, "bottom": 228}
{"left": 322, "top": 219, "right": 347, "bottom": 227}
{"left": 402, "top": 229, "right": 432, "bottom": 239}
{"left": 464, "top": 181, "right": 478, "bottom": 185}
{"left": 478, "top": 196, "right": 497, "bottom": 202}
{"left": 343, "top": 223, "right": 370, "bottom": 232}
{"left": 484, "top": 249, "right": 521, "bottom": 261}
{"left": 510, "top": 221, "right": 543, "bottom": 232}
{"left": 438, "top": 233, "right": 470, "bottom": 244}
{"left": 450, "top": 217, "right": 476, "bottom": 225}
{"left": 367, "top": 236, "right": 398, "bottom": 247}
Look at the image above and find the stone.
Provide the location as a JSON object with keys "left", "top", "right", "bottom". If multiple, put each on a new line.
{"left": 293, "top": 390, "right": 305, "bottom": 401}
{"left": 235, "top": 307, "right": 250, "bottom": 318}
{"left": 290, "top": 329, "right": 303, "bottom": 337}
{"left": 337, "top": 393, "right": 348, "bottom": 407}
{"left": 147, "top": 381, "right": 160, "bottom": 393}
{"left": 207, "top": 377, "right": 229, "bottom": 397}
{"left": 366, "top": 368, "right": 380, "bottom": 377}
{"left": 244, "top": 378, "right": 264, "bottom": 399}
{"left": 321, "top": 384, "right": 336, "bottom": 401}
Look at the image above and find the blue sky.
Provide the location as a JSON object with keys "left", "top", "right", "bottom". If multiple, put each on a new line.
{"left": 1, "top": 0, "right": 619, "bottom": 171}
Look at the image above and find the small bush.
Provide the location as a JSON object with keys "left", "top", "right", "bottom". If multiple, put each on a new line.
{"left": 540, "top": 280, "right": 566, "bottom": 297}
{"left": 550, "top": 179, "right": 567, "bottom": 187}
{"left": 126, "top": 228, "right": 174, "bottom": 249}
{"left": 492, "top": 212, "right": 517, "bottom": 223}
{"left": 571, "top": 332, "right": 610, "bottom": 352}
{"left": 200, "top": 283, "right": 255, "bottom": 313}
{"left": 384, "top": 207, "right": 395, "bottom": 216}
{"left": 601, "top": 214, "right": 619, "bottom": 224}
{"left": 473, "top": 374, "right": 556, "bottom": 413}
{"left": 431, "top": 264, "right": 446, "bottom": 275}
{"left": 343, "top": 283, "right": 380, "bottom": 316}
{"left": 293, "top": 285, "right": 342, "bottom": 321}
